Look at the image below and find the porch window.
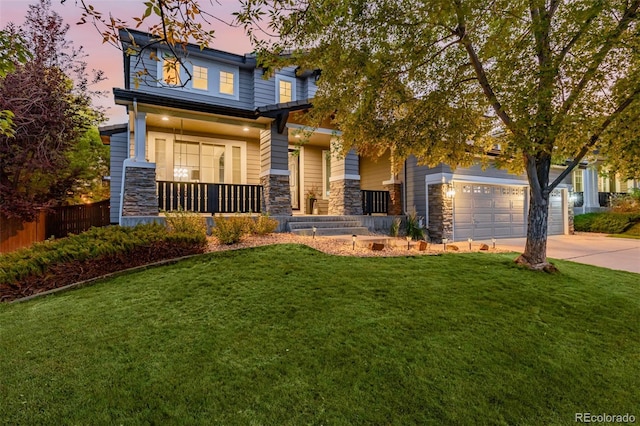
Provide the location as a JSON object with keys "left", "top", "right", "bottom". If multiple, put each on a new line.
{"left": 322, "top": 149, "right": 331, "bottom": 199}
{"left": 166, "top": 139, "right": 244, "bottom": 184}
{"left": 193, "top": 65, "right": 208, "bottom": 90}
{"left": 155, "top": 139, "right": 167, "bottom": 180}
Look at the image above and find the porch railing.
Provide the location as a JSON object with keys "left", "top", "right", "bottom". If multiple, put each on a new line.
{"left": 157, "top": 181, "right": 263, "bottom": 214}
{"left": 599, "top": 192, "right": 627, "bottom": 207}
{"left": 361, "top": 190, "right": 389, "bottom": 215}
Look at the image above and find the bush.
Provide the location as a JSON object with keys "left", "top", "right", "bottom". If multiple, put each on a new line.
{"left": 164, "top": 209, "right": 208, "bottom": 238}
{"left": 211, "top": 215, "right": 253, "bottom": 244}
{"left": 574, "top": 212, "right": 640, "bottom": 234}
{"left": 610, "top": 190, "right": 640, "bottom": 213}
{"left": 253, "top": 214, "right": 279, "bottom": 235}
{"left": 404, "top": 208, "right": 425, "bottom": 240}
{"left": 0, "top": 224, "right": 207, "bottom": 300}
{"left": 389, "top": 217, "right": 401, "bottom": 237}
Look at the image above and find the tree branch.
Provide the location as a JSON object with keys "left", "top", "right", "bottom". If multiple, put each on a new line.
{"left": 548, "top": 84, "right": 640, "bottom": 190}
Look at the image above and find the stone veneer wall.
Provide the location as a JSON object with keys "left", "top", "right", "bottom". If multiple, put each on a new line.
{"left": 121, "top": 166, "right": 159, "bottom": 217}
{"left": 568, "top": 194, "right": 575, "bottom": 235}
{"left": 329, "top": 179, "right": 363, "bottom": 215}
{"left": 384, "top": 183, "right": 403, "bottom": 216}
{"left": 427, "top": 183, "right": 453, "bottom": 243}
{"left": 261, "top": 174, "right": 292, "bottom": 216}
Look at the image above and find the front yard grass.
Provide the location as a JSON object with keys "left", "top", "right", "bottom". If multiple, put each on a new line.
{"left": 1, "top": 244, "right": 638, "bottom": 425}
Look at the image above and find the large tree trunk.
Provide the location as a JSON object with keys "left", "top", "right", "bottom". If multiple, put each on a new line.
{"left": 516, "top": 154, "right": 558, "bottom": 272}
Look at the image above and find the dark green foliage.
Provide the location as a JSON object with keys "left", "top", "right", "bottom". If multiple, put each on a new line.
{"left": 404, "top": 209, "right": 425, "bottom": 240}
{"left": 574, "top": 212, "right": 640, "bottom": 234}
{"left": 0, "top": 224, "right": 206, "bottom": 287}
{"left": 211, "top": 215, "right": 254, "bottom": 244}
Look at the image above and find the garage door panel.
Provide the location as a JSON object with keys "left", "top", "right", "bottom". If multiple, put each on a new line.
{"left": 494, "top": 213, "right": 511, "bottom": 223}
{"left": 494, "top": 227, "right": 513, "bottom": 237}
{"left": 474, "top": 213, "right": 492, "bottom": 223}
{"left": 494, "top": 200, "right": 511, "bottom": 209}
{"left": 473, "top": 199, "right": 493, "bottom": 209}
{"left": 512, "top": 200, "right": 525, "bottom": 209}
{"left": 473, "top": 228, "right": 494, "bottom": 239}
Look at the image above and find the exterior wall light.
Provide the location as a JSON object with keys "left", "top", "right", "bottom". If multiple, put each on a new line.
{"left": 445, "top": 183, "right": 456, "bottom": 198}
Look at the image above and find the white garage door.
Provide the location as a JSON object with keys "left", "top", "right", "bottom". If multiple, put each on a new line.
{"left": 453, "top": 183, "right": 527, "bottom": 240}
{"left": 452, "top": 183, "right": 565, "bottom": 241}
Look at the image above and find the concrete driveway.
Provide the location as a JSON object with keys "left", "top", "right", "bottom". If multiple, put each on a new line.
{"left": 494, "top": 234, "right": 640, "bottom": 274}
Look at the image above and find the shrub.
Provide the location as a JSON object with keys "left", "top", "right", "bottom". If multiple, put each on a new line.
{"left": 610, "top": 190, "right": 640, "bottom": 213}
{"left": 389, "top": 217, "right": 401, "bottom": 237}
{"left": 253, "top": 214, "right": 279, "bottom": 235}
{"left": 164, "top": 209, "right": 208, "bottom": 238}
{"left": 211, "top": 215, "right": 253, "bottom": 244}
{"left": 0, "top": 223, "right": 207, "bottom": 299}
{"left": 404, "top": 208, "right": 425, "bottom": 240}
{"left": 574, "top": 212, "right": 640, "bottom": 234}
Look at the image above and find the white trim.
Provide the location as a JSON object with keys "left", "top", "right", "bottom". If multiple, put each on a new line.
{"left": 383, "top": 177, "right": 401, "bottom": 185}
{"left": 329, "top": 174, "right": 361, "bottom": 182}
{"left": 286, "top": 123, "right": 342, "bottom": 137}
{"left": 259, "top": 169, "right": 290, "bottom": 178}
{"left": 425, "top": 173, "right": 454, "bottom": 185}
{"left": 451, "top": 174, "right": 528, "bottom": 186}
{"left": 299, "top": 145, "right": 306, "bottom": 213}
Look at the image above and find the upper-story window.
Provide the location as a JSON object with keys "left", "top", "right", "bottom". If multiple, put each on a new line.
{"left": 219, "top": 71, "right": 234, "bottom": 95}
{"left": 162, "top": 58, "right": 181, "bottom": 85}
{"left": 193, "top": 65, "right": 208, "bottom": 90}
{"left": 156, "top": 50, "right": 239, "bottom": 100}
{"left": 276, "top": 75, "right": 296, "bottom": 103}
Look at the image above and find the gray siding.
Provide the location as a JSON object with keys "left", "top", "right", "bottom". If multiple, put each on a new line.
{"left": 109, "top": 132, "right": 129, "bottom": 224}
{"left": 254, "top": 70, "right": 275, "bottom": 107}
{"left": 405, "top": 156, "right": 430, "bottom": 217}
{"left": 260, "top": 124, "right": 289, "bottom": 171}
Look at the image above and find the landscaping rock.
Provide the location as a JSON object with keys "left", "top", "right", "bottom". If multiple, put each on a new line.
{"left": 480, "top": 243, "right": 490, "bottom": 251}
{"left": 447, "top": 244, "right": 459, "bottom": 251}
{"left": 370, "top": 242, "right": 385, "bottom": 251}
{"left": 418, "top": 241, "right": 428, "bottom": 251}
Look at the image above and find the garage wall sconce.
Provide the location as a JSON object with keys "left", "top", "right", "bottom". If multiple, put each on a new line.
{"left": 445, "top": 183, "right": 456, "bottom": 198}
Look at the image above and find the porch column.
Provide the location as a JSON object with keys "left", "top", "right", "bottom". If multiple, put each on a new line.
{"left": 133, "top": 112, "right": 147, "bottom": 162}
{"left": 383, "top": 176, "right": 403, "bottom": 216}
{"left": 120, "top": 113, "right": 158, "bottom": 221}
{"left": 329, "top": 145, "right": 362, "bottom": 215}
{"left": 259, "top": 122, "right": 292, "bottom": 216}
{"left": 583, "top": 166, "right": 600, "bottom": 212}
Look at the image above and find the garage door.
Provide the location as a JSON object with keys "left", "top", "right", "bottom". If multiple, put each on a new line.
{"left": 453, "top": 183, "right": 527, "bottom": 240}
{"left": 452, "top": 183, "right": 565, "bottom": 241}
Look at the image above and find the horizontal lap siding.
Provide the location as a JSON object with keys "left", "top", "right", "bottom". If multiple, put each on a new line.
{"left": 254, "top": 71, "right": 275, "bottom": 107}
{"left": 303, "top": 146, "right": 327, "bottom": 213}
{"left": 360, "top": 151, "right": 391, "bottom": 190}
{"left": 110, "top": 132, "right": 129, "bottom": 224}
{"left": 246, "top": 140, "right": 260, "bottom": 185}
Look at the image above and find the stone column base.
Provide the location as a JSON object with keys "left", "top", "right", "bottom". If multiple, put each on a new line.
{"left": 261, "top": 174, "right": 292, "bottom": 216}
{"left": 384, "top": 183, "right": 403, "bottom": 215}
{"left": 329, "top": 179, "right": 363, "bottom": 215}
{"left": 427, "top": 183, "right": 453, "bottom": 243}
{"left": 122, "top": 165, "right": 158, "bottom": 217}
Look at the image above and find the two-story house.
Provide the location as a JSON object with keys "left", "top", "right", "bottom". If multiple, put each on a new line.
{"left": 106, "top": 29, "right": 575, "bottom": 242}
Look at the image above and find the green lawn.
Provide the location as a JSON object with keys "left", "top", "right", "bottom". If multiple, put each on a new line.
{"left": 1, "top": 244, "right": 638, "bottom": 425}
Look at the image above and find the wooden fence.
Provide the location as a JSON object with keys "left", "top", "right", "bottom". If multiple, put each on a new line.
{"left": 0, "top": 201, "right": 111, "bottom": 253}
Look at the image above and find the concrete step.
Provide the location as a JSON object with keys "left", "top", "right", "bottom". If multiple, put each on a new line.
{"left": 288, "top": 221, "right": 361, "bottom": 230}
{"left": 291, "top": 226, "right": 370, "bottom": 237}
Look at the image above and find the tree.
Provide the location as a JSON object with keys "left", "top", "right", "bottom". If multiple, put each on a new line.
{"left": 0, "top": 30, "right": 30, "bottom": 137}
{"left": 232, "top": 0, "right": 640, "bottom": 270}
{"left": 0, "top": 0, "right": 103, "bottom": 221}
{"left": 72, "top": 0, "right": 640, "bottom": 269}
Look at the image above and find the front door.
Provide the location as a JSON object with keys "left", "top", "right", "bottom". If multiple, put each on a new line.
{"left": 288, "top": 150, "right": 300, "bottom": 210}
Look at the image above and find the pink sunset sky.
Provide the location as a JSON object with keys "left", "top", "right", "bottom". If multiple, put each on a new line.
{"left": 0, "top": 0, "right": 255, "bottom": 124}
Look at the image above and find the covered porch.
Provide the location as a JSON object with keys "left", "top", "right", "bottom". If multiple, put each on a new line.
{"left": 113, "top": 90, "right": 402, "bottom": 222}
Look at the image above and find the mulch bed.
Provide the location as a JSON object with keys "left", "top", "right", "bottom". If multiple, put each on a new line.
{"left": 0, "top": 242, "right": 205, "bottom": 303}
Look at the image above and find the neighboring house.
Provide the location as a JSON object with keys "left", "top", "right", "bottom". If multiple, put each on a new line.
{"left": 105, "top": 29, "right": 579, "bottom": 242}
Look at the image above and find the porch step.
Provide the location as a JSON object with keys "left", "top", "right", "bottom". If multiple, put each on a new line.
{"left": 291, "top": 226, "right": 371, "bottom": 237}
{"left": 288, "top": 220, "right": 362, "bottom": 231}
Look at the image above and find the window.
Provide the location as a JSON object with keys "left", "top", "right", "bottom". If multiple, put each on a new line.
{"left": 572, "top": 170, "right": 583, "bottom": 192}
{"left": 162, "top": 58, "right": 181, "bottom": 85}
{"left": 193, "top": 65, "right": 208, "bottom": 90}
{"left": 219, "top": 71, "right": 234, "bottom": 95}
{"left": 276, "top": 75, "right": 296, "bottom": 103}
{"left": 322, "top": 150, "right": 331, "bottom": 198}
{"left": 155, "top": 139, "right": 166, "bottom": 180}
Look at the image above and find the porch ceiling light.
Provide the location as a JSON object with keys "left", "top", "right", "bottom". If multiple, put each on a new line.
{"left": 242, "top": 126, "right": 249, "bottom": 132}
{"left": 162, "top": 116, "right": 169, "bottom": 121}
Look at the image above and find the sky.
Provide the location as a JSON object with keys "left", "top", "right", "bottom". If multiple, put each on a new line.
{"left": 0, "top": 0, "right": 255, "bottom": 124}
